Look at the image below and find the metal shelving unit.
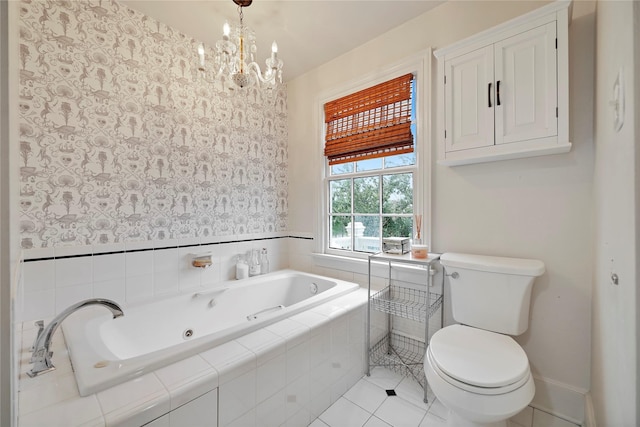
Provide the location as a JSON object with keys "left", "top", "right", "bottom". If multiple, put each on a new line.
{"left": 366, "top": 252, "right": 442, "bottom": 403}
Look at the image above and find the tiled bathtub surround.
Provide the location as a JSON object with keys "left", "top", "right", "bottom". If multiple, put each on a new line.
{"left": 19, "top": 235, "right": 292, "bottom": 322}
{"left": 17, "top": 289, "right": 367, "bottom": 427}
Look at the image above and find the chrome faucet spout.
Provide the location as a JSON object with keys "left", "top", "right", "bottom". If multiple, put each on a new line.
{"left": 27, "top": 298, "right": 124, "bottom": 378}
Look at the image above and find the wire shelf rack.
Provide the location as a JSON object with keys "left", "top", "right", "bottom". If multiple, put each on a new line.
{"left": 370, "top": 285, "right": 443, "bottom": 322}
{"left": 370, "top": 331, "right": 426, "bottom": 388}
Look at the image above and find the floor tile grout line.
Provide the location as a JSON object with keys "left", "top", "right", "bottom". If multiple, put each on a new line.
{"left": 312, "top": 372, "right": 443, "bottom": 427}
{"left": 356, "top": 373, "right": 438, "bottom": 427}
{"left": 340, "top": 380, "right": 389, "bottom": 418}
{"left": 311, "top": 367, "right": 581, "bottom": 427}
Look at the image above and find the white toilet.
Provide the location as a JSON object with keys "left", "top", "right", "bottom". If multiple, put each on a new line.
{"left": 424, "top": 252, "right": 545, "bottom": 427}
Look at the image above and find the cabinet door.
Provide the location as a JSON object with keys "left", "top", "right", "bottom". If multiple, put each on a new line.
{"left": 144, "top": 414, "right": 170, "bottom": 427}
{"left": 169, "top": 389, "right": 218, "bottom": 427}
{"left": 444, "top": 45, "right": 494, "bottom": 152}
{"left": 494, "top": 22, "right": 557, "bottom": 145}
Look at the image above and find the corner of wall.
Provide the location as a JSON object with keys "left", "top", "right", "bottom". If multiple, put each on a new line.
{"left": 584, "top": 392, "right": 597, "bottom": 427}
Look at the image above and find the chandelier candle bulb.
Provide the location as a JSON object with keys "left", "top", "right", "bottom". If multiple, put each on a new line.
{"left": 223, "top": 22, "right": 230, "bottom": 40}
{"left": 197, "top": 43, "right": 205, "bottom": 69}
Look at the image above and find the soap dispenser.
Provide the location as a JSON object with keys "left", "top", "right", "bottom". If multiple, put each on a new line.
{"left": 235, "top": 255, "right": 249, "bottom": 280}
{"left": 260, "top": 248, "right": 269, "bottom": 274}
{"left": 248, "top": 249, "right": 261, "bottom": 277}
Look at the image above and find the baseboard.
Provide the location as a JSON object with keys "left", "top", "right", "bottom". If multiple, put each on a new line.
{"left": 531, "top": 375, "right": 588, "bottom": 426}
{"left": 583, "top": 392, "right": 597, "bottom": 427}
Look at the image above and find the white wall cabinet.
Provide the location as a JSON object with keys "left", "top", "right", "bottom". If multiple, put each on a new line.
{"left": 144, "top": 389, "right": 218, "bottom": 427}
{"left": 435, "top": 0, "right": 572, "bottom": 166}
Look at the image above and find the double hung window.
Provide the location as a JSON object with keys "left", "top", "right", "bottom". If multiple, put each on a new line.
{"left": 324, "top": 73, "right": 418, "bottom": 255}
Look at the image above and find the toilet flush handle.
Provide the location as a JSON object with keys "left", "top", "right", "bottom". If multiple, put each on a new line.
{"left": 446, "top": 271, "right": 459, "bottom": 279}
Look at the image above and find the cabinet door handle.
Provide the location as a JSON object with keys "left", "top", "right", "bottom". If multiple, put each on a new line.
{"left": 496, "top": 80, "right": 501, "bottom": 106}
{"left": 488, "top": 82, "right": 492, "bottom": 107}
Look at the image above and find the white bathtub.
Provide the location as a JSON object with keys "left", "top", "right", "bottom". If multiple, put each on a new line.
{"left": 61, "top": 269, "right": 359, "bottom": 396}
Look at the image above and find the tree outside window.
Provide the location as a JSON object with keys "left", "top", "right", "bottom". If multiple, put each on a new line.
{"left": 329, "top": 155, "right": 415, "bottom": 254}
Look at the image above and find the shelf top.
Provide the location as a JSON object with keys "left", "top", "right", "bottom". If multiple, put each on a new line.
{"left": 369, "top": 251, "right": 441, "bottom": 266}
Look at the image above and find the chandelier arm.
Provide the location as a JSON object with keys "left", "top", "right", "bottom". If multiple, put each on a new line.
{"left": 199, "top": 0, "right": 282, "bottom": 90}
{"left": 245, "top": 62, "right": 277, "bottom": 85}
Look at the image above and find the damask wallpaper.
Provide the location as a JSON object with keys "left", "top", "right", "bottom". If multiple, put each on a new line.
{"left": 18, "top": 0, "right": 288, "bottom": 250}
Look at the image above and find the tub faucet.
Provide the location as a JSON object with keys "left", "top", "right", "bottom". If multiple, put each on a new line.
{"left": 27, "top": 298, "right": 124, "bottom": 378}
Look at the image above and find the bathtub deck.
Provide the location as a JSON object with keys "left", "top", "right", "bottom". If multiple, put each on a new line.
{"left": 17, "top": 288, "right": 368, "bottom": 427}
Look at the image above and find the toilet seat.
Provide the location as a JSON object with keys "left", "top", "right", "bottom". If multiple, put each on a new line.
{"left": 428, "top": 325, "right": 530, "bottom": 395}
{"left": 426, "top": 348, "right": 530, "bottom": 395}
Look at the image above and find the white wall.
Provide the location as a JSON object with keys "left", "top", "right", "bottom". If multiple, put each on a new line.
{"left": 591, "top": 0, "right": 638, "bottom": 424}
{"left": 0, "top": 0, "right": 13, "bottom": 424}
{"left": 1, "top": 0, "right": 21, "bottom": 424}
{"left": 288, "top": 1, "right": 596, "bottom": 422}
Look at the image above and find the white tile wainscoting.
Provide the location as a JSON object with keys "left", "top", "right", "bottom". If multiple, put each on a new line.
{"left": 17, "top": 235, "right": 294, "bottom": 322}
{"left": 17, "top": 288, "right": 367, "bottom": 426}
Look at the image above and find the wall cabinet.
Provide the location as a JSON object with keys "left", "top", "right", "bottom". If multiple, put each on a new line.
{"left": 435, "top": 0, "right": 572, "bottom": 166}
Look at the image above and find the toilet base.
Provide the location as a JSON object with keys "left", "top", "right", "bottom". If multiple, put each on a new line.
{"left": 446, "top": 410, "right": 507, "bottom": 427}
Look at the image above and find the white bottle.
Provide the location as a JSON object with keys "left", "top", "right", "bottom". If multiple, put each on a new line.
{"left": 236, "top": 256, "right": 249, "bottom": 280}
{"left": 248, "top": 249, "right": 261, "bottom": 277}
{"left": 260, "top": 248, "right": 269, "bottom": 274}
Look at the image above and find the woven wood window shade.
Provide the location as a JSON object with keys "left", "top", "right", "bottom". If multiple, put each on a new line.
{"left": 324, "top": 73, "right": 414, "bottom": 166}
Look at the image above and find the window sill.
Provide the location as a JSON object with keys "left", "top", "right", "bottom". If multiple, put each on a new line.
{"left": 311, "top": 252, "right": 437, "bottom": 285}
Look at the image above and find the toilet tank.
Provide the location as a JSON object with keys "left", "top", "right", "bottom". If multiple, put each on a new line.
{"left": 441, "top": 253, "right": 545, "bottom": 335}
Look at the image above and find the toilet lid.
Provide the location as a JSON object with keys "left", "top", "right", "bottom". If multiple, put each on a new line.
{"left": 429, "top": 325, "right": 529, "bottom": 388}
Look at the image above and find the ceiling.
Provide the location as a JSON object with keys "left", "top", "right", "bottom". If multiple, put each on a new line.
{"left": 120, "top": 0, "right": 444, "bottom": 82}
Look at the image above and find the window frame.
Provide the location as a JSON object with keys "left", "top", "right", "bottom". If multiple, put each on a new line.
{"left": 317, "top": 50, "right": 432, "bottom": 260}
{"left": 327, "top": 159, "right": 416, "bottom": 255}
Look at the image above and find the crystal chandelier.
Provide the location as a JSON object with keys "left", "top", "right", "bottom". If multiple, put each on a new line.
{"left": 197, "top": 0, "right": 283, "bottom": 90}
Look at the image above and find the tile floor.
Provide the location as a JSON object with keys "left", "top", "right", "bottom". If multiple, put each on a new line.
{"left": 309, "top": 367, "right": 580, "bottom": 427}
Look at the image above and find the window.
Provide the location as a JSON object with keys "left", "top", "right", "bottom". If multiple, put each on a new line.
{"left": 328, "top": 155, "right": 416, "bottom": 253}
{"left": 324, "top": 73, "right": 418, "bottom": 255}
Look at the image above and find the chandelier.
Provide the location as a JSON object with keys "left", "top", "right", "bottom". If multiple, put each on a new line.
{"left": 197, "top": 0, "right": 283, "bottom": 90}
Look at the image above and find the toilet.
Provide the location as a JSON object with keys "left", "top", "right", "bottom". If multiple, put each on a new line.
{"left": 424, "top": 253, "right": 545, "bottom": 427}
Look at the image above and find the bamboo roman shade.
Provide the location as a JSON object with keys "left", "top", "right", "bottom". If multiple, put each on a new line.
{"left": 324, "top": 73, "right": 414, "bottom": 166}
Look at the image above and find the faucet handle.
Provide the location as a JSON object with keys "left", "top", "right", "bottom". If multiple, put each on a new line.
{"left": 27, "top": 348, "right": 55, "bottom": 377}
{"left": 30, "top": 346, "right": 53, "bottom": 364}
{"left": 30, "top": 320, "right": 45, "bottom": 352}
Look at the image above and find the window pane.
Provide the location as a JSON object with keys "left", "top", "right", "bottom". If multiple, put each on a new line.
{"left": 355, "top": 158, "right": 382, "bottom": 172}
{"left": 330, "top": 162, "right": 354, "bottom": 175}
{"left": 382, "top": 216, "right": 413, "bottom": 238}
{"left": 330, "top": 179, "right": 351, "bottom": 214}
{"left": 382, "top": 173, "right": 413, "bottom": 214}
{"left": 329, "top": 216, "right": 352, "bottom": 250}
{"left": 384, "top": 152, "right": 416, "bottom": 168}
{"left": 354, "top": 215, "right": 380, "bottom": 253}
{"left": 354, "top": 176, "right": 380, "bottom": 214}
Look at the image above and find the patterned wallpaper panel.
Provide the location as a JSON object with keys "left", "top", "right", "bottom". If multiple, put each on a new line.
{"left": 18, "top": 0, "right": 288, "bottom": 249}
